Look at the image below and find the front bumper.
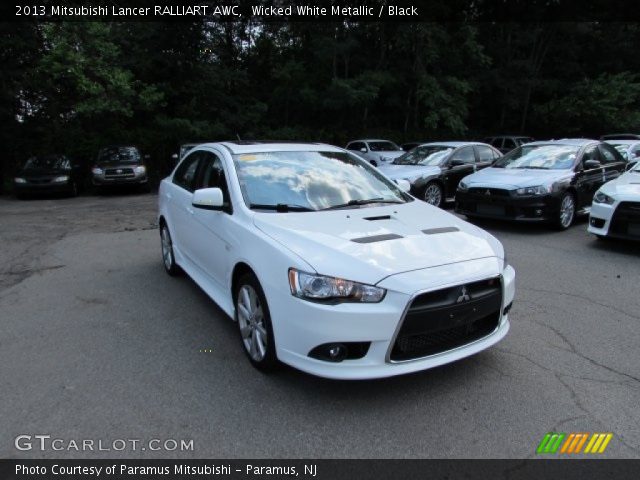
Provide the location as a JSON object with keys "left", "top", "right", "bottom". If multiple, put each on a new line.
{"left": 271, "top": 257, "right": 515, "bottom": 380}
{"left": 456, "top": 189, "right": 561, "bottom": 222}
{"left": 589, "top": 200, "right": 640, "bottom": 241}
{"left": 92, "top": 172, "right": 147, "bottom": 186}
{"left": 14, "top": 181, "right": 72, "bottom": 194}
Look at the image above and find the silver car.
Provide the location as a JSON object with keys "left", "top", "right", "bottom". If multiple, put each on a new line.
{"left": 345, "top": 139, "right": 405, "bottom": 166}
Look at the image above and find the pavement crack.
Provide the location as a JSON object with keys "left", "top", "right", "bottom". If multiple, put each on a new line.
{"left": 523, "top": 286, "right": 640, "bottom": 321}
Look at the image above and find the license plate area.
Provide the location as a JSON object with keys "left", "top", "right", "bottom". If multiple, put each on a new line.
{"left": 477, "top": 204, "right": 505, "bottom": 216}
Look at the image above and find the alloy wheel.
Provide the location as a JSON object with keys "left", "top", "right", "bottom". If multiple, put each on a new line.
{"left": 560, "top": 194, "right": 575, "bottom": 228}
{"left": 161, "top": 227, "right": 174, "bottom": 270}
{"left": 424, "top": 183, "right": 443, "bottom": 207}
{"left": 237, "top": 285, "right": 268, "bottom": 362}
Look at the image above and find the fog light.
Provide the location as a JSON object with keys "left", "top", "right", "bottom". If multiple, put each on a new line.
{"left": 590, "top": 217, "right": 605, "bottom": 228}
{"left": 308, "top": 342, "right": 370, "bottom": 362}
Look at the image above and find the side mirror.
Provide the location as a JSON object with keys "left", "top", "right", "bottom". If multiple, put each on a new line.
{"left": 360, "top": 148, "right": 367, "bottom": 153}
{"left": 396, "top": 179, "right": 411, "bottom": 193}
{"left": 584, "top": 159, "right": 601, "bottom": 170}
{"left": 192, "top": 187, "right": 224, "bottom": 210}
{"left": 449, "top": 158, "right": 465, "bottom": 167}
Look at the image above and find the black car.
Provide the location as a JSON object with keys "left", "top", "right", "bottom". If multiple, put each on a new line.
{"left": 400, "top": 141, "right": 427, "bottom": 151}
{"left": 484, "top": 135, "right": 534, "bottom": 154}
{"left": 91, "top": 145, "right": 150, "bottom": 192}
{"left": 455, "top": 139, "right": 628, "bottom": 229}
{"left": 600, "top": 133, "right": 640, "bottom": 141}
{"left": 377, "top": 142, "right": 502, "bottom": 207}
{"left": 13, "top": 154, "right": 83, "bottom": 198}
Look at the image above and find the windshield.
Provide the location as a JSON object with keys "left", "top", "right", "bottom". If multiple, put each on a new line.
{"left": 393, "top": 145, "right": 453, "bottom": 166}
{"left": 610, "top": 144, "right": 630, "bottom": 160}
{"left": 233, "top": 151, "right": 408, "bottom": 211}
{"left": 24, "top": 155, "right": 70, "bottom": 170}
{"left": 98, "top": 146, "right": 141, "bottom": 164}
{"left": 493, "top": 144, "right": 579, "bottom": 170}
{"left": 368, "top": 141, "right": 401, "bottom": 152}
{"left": 632, "top": 162, "right": 640, "bottom": 172}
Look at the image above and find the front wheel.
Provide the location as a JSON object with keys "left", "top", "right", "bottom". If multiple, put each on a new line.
{"left": 160, "top": 224, "right": 180, "bottom": 276}
{"left": 235, "top": 273, "right": 278, "bottom": 372}
{"left": 422, "top": 182, "right": 443, "bottom": 208}
{"left": 554, "top": 192, "right": 576, "bottom": 230}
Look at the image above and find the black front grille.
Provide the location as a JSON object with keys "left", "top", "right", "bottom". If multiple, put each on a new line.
{"left": 105, "top": 168, "right": 134, "bottom": 177}
{"left": 390, "top": 278, "right": 502, "bottom": 362}
{"left": 468, "top": 187, "right": 511, "bottom": 197}
{"left": 609, "top": 202, "right": 640, "bottom": 239}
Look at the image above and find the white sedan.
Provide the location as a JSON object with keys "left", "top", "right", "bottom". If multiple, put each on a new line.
{"left": 158, "top": 142, "right": 515, "bottom": 379}
{"left": 588, "top": 161, "right": 640, "bottom": 241}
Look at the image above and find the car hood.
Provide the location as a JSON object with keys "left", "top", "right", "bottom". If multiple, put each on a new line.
{"left": 376, "top": 151, "right": 406, "bottom": 160}
{"left": 601, "top": 170, "right": 640, "bottom": 196}
{"left": 253, "top": 200, "right": 502, "bottom": 286}
{"left": 377, "top": 164, "right": 441, "bottom": 181}
{"left": 19, "top": 168, "right": 70, "bottom": 177}
{"left": 462, "top": 167, "right": 572, "bottom": 189}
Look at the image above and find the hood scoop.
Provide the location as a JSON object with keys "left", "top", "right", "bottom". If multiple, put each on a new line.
{"left": 422, "top": 227, "right": 460, "bottom": 235}
{"left": 351, "top": 233, "right": 403, "bottom": 244}
{"left": 364, "top": 215, "right": 392, "bottom": 221}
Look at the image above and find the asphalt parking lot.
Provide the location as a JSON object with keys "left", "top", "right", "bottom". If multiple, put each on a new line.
{"left": 1, "top": 193, "right": 638, "bottom": 459}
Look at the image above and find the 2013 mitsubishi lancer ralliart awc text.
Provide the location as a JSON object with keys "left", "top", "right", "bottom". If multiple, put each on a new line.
{"left": 157, "top": 142, "right": 515, "bottom": 379}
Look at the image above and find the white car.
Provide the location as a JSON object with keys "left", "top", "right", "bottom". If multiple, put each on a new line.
{"left": 158, "top": 142, "right": 515, "bottom": 379}
{"left": 345, "top": 139, "right": 405, "bottom": 167}
{"left": 588, "top": 161, "right": 640, "bottom": 241}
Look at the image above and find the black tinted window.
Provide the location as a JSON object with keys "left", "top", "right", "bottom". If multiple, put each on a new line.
{"left": 451, "top": 147, "right": 475, "bottom": 164}
{"left": 173, "top": 152, "right": 200, "bottom": 192}
{"left": 475, "top": 146, "right": 497, "bottom": 163}
{"left": 503, "top": 138, "right": 517, "bottom": 149}
{"left": 196, "top": 153, "right": 231, "bottom": 204}
{"left": 598, "top": 144, "right": 622, "bottom": 164}
{"left": 348, "top": 142, "right": 366, "bottom": 151}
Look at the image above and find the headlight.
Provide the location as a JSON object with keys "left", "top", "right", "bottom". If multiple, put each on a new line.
{"left": 593, "top": 190, "right": 615, "bottom": 205}
{"left": 458, "top": 180, "right": 469, "bottom": 191}
{"left": 14, "top": 177, "right": 27, "bottom": 184}
{"left": 288, "top": 269, "right": 386, "bottom": 303}
{"left": 515, "top": 185, "right": 549, "bottom": 196}
{"left": 52, "top": 175, "right": 69, "bottom": 183}
{"left": 92, "top": 167, "right": 103, "bottom": 175}
{"left": 134, "top": 165, "right": 146, "bottom": 175}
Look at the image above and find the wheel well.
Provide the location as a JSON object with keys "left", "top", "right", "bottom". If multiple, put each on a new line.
{"left": 231, "top": 262, "right": 255, "bottom": 299}
{"left": 158, "top": 216, "right": 166, "bottom": 233}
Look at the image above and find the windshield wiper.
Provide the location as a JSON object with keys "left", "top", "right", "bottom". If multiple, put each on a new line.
{"left": 322, "top": 198, "right": 404, "bottom": 210}
{"left": 249, "top": 203, "right": 314, "bottom": 212}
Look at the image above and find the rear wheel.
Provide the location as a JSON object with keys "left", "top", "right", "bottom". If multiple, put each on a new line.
{"left": 235, "top": 273, "right": 278, "bottom": 372}
{"left": 423, "top": 182, "right": 443, "bottom": 208}
{"left": 554, "top": 192, "right": 576, "bottom": 230}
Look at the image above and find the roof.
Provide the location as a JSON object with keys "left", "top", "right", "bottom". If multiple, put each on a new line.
{"left": 602, "top": 139, "right": 640, "bottom": 145}
{"left": 210, "top": 141, "right": 343, "bottom": 155}
{"left": 527, "top": 138, "right": 597, "bottom": 147}
{"left": 349, "top": 139, "right": 398, "bottom": 143}
{"left": 418, "top": 141, "right": 489, "bottom": 148}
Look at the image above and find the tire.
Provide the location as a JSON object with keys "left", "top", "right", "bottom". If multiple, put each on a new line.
{"left": 554, "top": 192, "right": 576, "bottom": 230}
{"left": 160, "top": 224, "right": 180, "bottom": 276}
{"left": 422, "top": 182, "right": 444, "bottom": 208}
{"left": 234, "top": 273, "right": 278, "bottom": 372}
{"left": 68, "top": 181, "right": 78, "bottom": 197}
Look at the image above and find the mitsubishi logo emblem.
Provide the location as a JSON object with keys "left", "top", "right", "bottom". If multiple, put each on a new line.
{"left": 456, "top": 286, "right": 471, "bottom": 303}
{"left": 485, "top": 189, "right": 491, "bottom": 196}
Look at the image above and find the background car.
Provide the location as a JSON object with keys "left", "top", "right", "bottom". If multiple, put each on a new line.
{"left": 588, "top": 161, "right": 640, "bottom": 241}
{"left": 158, "top": 141, "right": 514, "bottom": 379}
{"left": 345, "top": 139, "right": 405, "bottom": 166}
{"left": 13, "top": 154, "right": 83, "bottom": 198}
{"left": 456, "top": 139, "right": 627, "bottom": 229}
{"left": 600, "top": 133, "right": 640, "bottom": 141}
{"left": 604, "top": 139, "right": 640, "bottom": 166}
{"left": 400, "top": 141, "right": 427, "bottom": 151}
{"left": 377, "top": 142, "right": 501, "bottom": 207}
{"left": 91, "top": 145, "right": 150, "bottom": 192}
{"left": 484, "top": 135, "right": 534, "bottom": 154}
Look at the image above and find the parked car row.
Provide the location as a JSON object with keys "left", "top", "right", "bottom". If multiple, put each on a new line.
{"left": 11, "top": 145, "right": 151, "bottom": 198}
{"left": 346, "top": 136, "right": 639, "bottom": 237}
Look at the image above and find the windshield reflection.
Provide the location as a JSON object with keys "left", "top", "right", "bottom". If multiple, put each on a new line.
{"left": 493, "top": 145, "right": 579, "bottom": 170}
{"left": 394, "top": 146, "right": 453, "bottom": 166}
{"left": 233, "top": 151, "right": 408, "bottom": 211}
